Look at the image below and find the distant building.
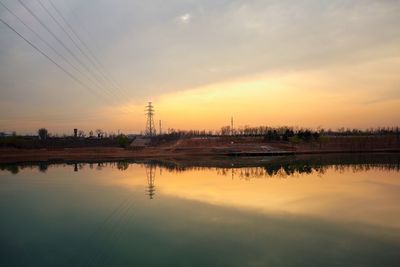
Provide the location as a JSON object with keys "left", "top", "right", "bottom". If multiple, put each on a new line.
{"left": 0, "top": 132, "right": 14, "bottom": 137}
{"left": 130, "top": 137, "right": 151, "bottom": 149}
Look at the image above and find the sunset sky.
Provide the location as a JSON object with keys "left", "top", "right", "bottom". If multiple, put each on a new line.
{"left": 1, "top": 0, "right": 399, "bottom": 134}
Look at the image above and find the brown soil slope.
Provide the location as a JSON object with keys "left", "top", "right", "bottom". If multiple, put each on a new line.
{"left": 1, "top": 137, "right": 398, "bottom": 163}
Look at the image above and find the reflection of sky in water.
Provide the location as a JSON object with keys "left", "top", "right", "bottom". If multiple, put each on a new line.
{"left": 0, "top": 159, "right": 399, "bottom": 266}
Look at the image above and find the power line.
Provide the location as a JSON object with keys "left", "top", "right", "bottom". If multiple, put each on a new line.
{"left": 46, "top": 0, "right": 130, "bottom": 99}
{"left": 36, "top": 0, "right": 120, "bottom": 96}
{"left": 44, "top": 0, "right": 137, "bottom": 119}
{"left": 46, "top": 0, "right": 129, "bottom": 97}
{"left": 1, "top": 1, "right": 124, "bottom": 107}
{"left": 0, "top": 0, "right": 108, "bottom": 97}
{"left": 48, "top": 0, "right": 131, "bottom": 98}
{"left": 1, "top": 1, "right": 136, "bottom": 117}
{"left": 0, "top": 16, "right": 108, "bottom": 102}
{"left": 17, "top": 0, "right": 116, "bottom": 100}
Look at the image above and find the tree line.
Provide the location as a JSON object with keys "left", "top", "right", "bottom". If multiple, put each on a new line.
{"left": 162, "top": 126, "right": 400, "bottom": 140}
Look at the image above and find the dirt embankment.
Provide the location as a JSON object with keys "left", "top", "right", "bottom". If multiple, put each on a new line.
{"left": 0, "top": 136, "right": 399, "bottom": 164}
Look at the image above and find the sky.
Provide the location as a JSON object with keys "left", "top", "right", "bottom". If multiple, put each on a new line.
{"left": 0, "top": 0, "right": 399, "bottom": 134}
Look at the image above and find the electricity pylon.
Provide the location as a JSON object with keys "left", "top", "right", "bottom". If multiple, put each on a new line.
{"left": 145, "top": 102, "right": 155, "bottom": 136}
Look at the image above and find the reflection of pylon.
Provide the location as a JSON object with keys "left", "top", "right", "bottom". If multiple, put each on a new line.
{"left": 145, "top": 102, "right": 155, "bottom": 136}
{"left": 146, "top": 165, "right": 156, "bottom": 199}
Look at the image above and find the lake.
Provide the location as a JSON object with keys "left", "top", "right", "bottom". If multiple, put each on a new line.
{"left": 1, "top": 154, "right": 399, "bottom": 266}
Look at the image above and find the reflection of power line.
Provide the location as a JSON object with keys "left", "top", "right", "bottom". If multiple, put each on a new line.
{"left": 145, "top": 164, "right": 156, "bottom": 199}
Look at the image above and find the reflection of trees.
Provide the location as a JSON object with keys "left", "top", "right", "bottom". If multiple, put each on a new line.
{"left": 73, "top": 163, "right": 84, "bottom": 172}
{"left": 116, "top": 161, "right": 129, "bottom": 171}
{"left": 147, "top": 154, "right": 400, "bottom": 179}
{"left": 38, "top": 162, "right": 48, "bottom": 173}
{"left": 217, "top": 166, "right": 319, "bottom": 180}
{"left": 2, "top": 165, "right": 20, "bottom": 174}
{"left": 215, "top": 161, "right": 399, "bottom": 180}
{"left": 1, "top": 154, "right": 399, "bottom": 180}
{"left": 96, "top": 162, "right": 104, "bottom": 170}
{"left": 217, "top": 162, "right": 399, "bottom": 180}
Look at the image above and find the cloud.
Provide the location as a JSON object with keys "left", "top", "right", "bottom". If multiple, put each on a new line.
{"left": 1, "top": 0, "right": 400, "bottom": 132}
{"left": 178, "top": 13, "right": 192, "bottom": 24}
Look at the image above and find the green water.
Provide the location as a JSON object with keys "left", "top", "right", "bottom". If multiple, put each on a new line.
{"left": 1, "top": 154, "right": 399, "bottom": 266}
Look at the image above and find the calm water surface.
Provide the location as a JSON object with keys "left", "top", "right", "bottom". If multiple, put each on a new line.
{"left": 1, "top": 154, "right": 399, "bottom": 266}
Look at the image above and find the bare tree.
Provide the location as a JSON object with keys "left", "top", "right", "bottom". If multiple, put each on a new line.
{"left": 78, "top": 130, "right": 86, "bottom": 138}
{"left": 38, "top": 128, "right": 48, "bottom": 140}
{"left": 95, "top": 129, "right": 103, "bottom": 138}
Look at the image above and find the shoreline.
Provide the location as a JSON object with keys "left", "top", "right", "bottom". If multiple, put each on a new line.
{"left": 0, "top": 147, "right": 399, "bottom": 164}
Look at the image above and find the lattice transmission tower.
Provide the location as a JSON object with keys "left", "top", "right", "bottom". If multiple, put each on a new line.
{"left": 145, "top": 102, "right": 155, "bottom": 136}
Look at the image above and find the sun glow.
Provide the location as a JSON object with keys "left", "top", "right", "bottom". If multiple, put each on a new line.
{"left": 110, "top": 54, "right": 400, "bottom": 133}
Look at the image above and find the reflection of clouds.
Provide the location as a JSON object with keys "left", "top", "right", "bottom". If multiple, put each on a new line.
{"left": 2, "top": 158, "right": 400, "bottom": 229}
{"left": 360, "top": 179, "right": 400, "bottom": 190}
{"left": 2, "top": 178, "right": 399, "bottom": 266}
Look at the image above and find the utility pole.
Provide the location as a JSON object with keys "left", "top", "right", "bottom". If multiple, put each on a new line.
{"left": 145, "top": 102, "right": 155, "bottom": 136}
{"left": 159, "top": 120, "right": 162, "bottom": 135}
{"left": 231, "top": 116, "right": 234, "bottom": 136}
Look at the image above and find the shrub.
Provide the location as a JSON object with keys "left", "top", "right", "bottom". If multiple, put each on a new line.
{"left": 116, "top": 134, "right": 130, "bottom": 148}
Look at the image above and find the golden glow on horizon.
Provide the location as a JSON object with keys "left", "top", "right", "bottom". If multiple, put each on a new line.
{"left": 5, "top": 49, "right": 398, "bottom": 134}
{"left": 105, "top": 53, "right": 400, "bottom": 132}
